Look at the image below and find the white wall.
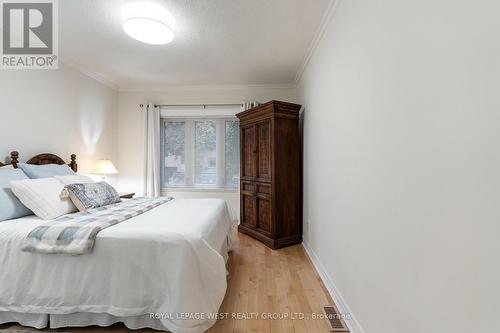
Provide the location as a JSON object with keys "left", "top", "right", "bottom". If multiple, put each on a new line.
{"left": 116, "top": 86, "right": 297, "bottom": 220}
{"left": 297, "top": 0, "right": 500, "bottom": 332}
{"left": 0, "top": 63, "right": 118, "bottom": 177}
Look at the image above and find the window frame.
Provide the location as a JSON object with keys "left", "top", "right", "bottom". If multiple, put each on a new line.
{"left": 160, "top": 116, "right": 240, "bottom": 192}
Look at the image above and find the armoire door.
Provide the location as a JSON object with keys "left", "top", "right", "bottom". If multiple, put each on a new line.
{"left": 256, "top": 119, "right": 272, "bottom": 182}
{"left": 256, "top": 182, "right": 272, "bottom": 235}
{"left": 241, "top": 193, "right": 257, "bottom": 229}
{"left": 241, "top": 124, "right": 256, "bottom": 180}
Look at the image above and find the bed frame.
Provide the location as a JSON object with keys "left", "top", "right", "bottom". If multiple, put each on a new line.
{"left": 1, "top": 151, "right": 78, "bottom": 172}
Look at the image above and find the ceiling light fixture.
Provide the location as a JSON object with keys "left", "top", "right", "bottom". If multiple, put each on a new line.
{"left": 121, "top": 1, "right": 175, "bottom": 45}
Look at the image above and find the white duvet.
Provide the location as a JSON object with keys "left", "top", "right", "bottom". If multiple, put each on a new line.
{"left": 0, "top": 198, "right": 231, "bottom": 333}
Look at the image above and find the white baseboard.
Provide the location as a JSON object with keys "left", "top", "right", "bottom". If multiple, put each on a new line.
{"left": 302, "top": 241, "right": 365, "bottom": 333}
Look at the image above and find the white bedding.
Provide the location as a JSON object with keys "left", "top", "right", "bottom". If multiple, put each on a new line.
{"left": 0, "top": 198, "right": 232, "bottom": 333}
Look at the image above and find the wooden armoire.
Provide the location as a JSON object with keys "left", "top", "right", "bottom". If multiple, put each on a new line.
{"left": 236, "top": 100, "right": 302, "bottom": 249}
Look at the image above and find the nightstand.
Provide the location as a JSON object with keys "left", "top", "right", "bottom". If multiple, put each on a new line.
{"left": 119, "top": 192, "right": 135, "bottom": 199}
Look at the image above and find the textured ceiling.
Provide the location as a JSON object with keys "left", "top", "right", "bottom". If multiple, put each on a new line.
{"left": 60, "top": 0, "right": 331, "bottom": 89}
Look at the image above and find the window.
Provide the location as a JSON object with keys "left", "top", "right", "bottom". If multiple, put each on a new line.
{"left": 225, "top": 121, "right": 240, "bottom": 188}
{"left": 194, "top": 121, "right": 217, "bottom": 185}
{"left": 163, "top": 121, "right": 186, "bottom": 186}
{"left": 161, "top": 118, "right": 240, "bottom": 190}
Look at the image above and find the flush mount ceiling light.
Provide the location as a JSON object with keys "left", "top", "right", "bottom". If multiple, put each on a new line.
{"left": 121, "top": 1, "right": 175, "bottom": 45}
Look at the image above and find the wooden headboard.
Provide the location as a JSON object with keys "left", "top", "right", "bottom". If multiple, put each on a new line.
{"left": 4, "top": 151, "right": 78, "bottom": 172}
{"left": 0, "top": 151, "right": 17, "bottom": 168}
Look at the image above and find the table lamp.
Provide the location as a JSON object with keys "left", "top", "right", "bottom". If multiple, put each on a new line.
{"left": 92, "top": 159, "right": 118, "bottom": 181}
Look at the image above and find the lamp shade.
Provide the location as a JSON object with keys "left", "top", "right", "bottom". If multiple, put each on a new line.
{"left": 93, "top": 160, "right": 118, "bottom": 175}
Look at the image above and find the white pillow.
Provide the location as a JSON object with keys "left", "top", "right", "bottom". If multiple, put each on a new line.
{"left": 10, "top": 178, "right": 77, "bottom": 220}
{"left": 55, "top": 175, "right": 95, "bottom": 185}
{"left": 0, "top": 165, "right": 13, "bottom": 169}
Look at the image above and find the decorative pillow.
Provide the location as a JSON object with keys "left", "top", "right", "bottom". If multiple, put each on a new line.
{"left": 10, "top": 178, "right": 77, "bottom": 220}
{"left": 63, "top": 182, "right": 121, "bottom": 212}
{"left": 55, "top": 175, "right": 95, "bottom": 185}
{"left": 0, "top": 169, "right": 33, "bottom": 222}
{"left": 18, "top": 163, "right": 75, "bottom": 179}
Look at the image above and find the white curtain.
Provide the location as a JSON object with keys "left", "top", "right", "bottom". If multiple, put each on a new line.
{"left": 241, "top": 101, "right": 260, "bottom": 111}
{"left": 145, "top": 103, "right": 161, "bottom": 197}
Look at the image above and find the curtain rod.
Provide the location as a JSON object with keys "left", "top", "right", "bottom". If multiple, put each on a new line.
{"left": 139, "top": 103, "right": 243, "bottom": 109}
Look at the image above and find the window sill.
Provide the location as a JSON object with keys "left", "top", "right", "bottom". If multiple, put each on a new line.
{"left": 161, "top": 187, "right": 239, "bottom": 193}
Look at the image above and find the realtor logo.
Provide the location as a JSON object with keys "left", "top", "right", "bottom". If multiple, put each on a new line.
{"left": 1, "top": 0, "right": 58, "bottom": 69}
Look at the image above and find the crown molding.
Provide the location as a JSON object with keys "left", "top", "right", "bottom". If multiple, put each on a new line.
{"left": 118, "top": 83, "right": 297, "bottom": 93}
{"left": 293, "top": 0, "right": 343, "bottom": 85}
{"left": 59, "top": 60, "right": 296, "bottom": 92}
{"left": 61, "top": 60, "right": 119, "bottom": 91}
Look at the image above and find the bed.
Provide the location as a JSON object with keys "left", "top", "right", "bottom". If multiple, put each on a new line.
{"left": 0, "top": 152, "right": 232, "bottom": 333}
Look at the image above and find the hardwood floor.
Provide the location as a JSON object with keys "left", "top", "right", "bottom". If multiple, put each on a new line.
{"left": 1, "top": 232, "right": 339, "bottom": 333}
